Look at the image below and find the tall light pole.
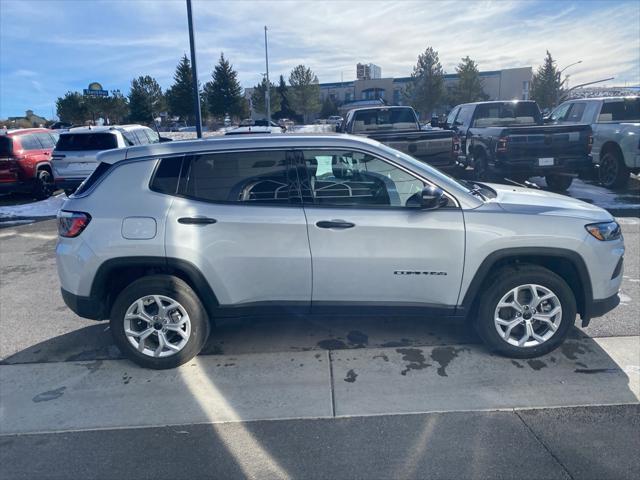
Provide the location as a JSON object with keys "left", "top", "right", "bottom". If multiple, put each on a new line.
{"left": 264, "top": 26, "right": 271, "bottom": 123}
{"left": 556, "top": 60, "right": 582, "bottom": 106}
{"left": 186, "top": 0, "right": 203, "bottom": 138}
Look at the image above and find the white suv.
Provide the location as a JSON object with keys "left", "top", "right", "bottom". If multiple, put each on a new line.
{"left": 56, "top": 135, "right": 624, "bottom": 369}
{"left": 51, "top": 125, "right": 163, "bottom": 195}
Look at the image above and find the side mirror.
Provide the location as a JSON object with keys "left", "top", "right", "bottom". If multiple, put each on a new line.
{"left": 430, "top": 116, "right": 439, "bottom": 128}
{"left": 159, "top": 136, "right": 173, "bottom": 143}
{"left": 543, "top": 116, "right": 553, "bottom": 124}
{"left": 420, "top": 185, "right": 446, "bottom": 209}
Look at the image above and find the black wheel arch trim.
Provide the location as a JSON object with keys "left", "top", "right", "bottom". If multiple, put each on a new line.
{"left": 458, "top": 247, "right": 595, "bottom": 325}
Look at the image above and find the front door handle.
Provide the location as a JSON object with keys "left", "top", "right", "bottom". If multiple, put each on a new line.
{"left": 178, "top": 217, "right": 217, "bottom": 225}
{"left": 316, "top": 220, "right": 355, "bottom": 229}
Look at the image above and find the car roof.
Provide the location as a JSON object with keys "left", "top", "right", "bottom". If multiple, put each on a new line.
{"left": 96, "top": 133, "right": 384, "bottom": 164}
{"left": 564, "top": 96, "right": 639, "bottom": 103}
{"left": 2, "top": 128, "right": 53, "bottom": 136}
{"left": 348, "top": 106, "right": 413, "bottom": 113}
{"left": 65, "top": 124, "right": 147, "bottom": 134}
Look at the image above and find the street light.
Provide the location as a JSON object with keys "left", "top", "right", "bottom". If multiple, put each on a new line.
{"left": 186, "top": 0, "right": 203, "bottom": 139}
{"left": 264, "top": 26, "right": 271, "bottom": 123}
{"left": 555, "top": 60, "right": 582, "bottom": 106}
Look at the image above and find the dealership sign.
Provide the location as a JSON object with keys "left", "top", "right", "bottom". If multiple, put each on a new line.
{"left": 83, "top": 82, "right": 109, "bottom": 97}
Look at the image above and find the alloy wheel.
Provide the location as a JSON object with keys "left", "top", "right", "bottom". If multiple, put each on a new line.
{"left": 494, "top": 284, "right": 562, "bottom": 348}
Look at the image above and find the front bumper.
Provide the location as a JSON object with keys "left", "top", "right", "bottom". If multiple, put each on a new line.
{"left": 582, "top": 293, "right": 620, "bottom": 327}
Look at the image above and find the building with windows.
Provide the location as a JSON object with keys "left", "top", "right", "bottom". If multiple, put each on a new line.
{"left": 320, "top": 66, "right": 533, "bottom": 117}
{"left": 356, "top": 63, "right": 382, "bottom": 80}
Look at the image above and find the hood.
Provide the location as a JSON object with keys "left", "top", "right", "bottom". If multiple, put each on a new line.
{"left": 485, "top": 183, "right": 613, "bottom": 222}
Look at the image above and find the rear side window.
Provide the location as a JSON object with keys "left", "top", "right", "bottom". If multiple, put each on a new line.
{"left": 0, "top": 136, "right": 13, "bottom": 156}
{"left": 150, "top": 157, "right": 184, "bottom": 195}
{"left": 133, "top": 129, "right": 149, "bottom": 145}
{"left": 455, "top": 105, "right": 475, "bottom": 127}
{"left": 35, "top": 133, "right": 55, "bottom": 149}
{"left": 183, "top": 150, "right": 293, "bottom": 204}
{"left": 19, "top": 134, "right": 42, "bottom": 150}
{"left": 144, "top": 129, "right": 160, "bottom": 144}
{"left": 56, "top": 133, "right": 118, "bottom": 151}
{"left": 74, "top": 162, "right": 112, "bottom": 196}
{"left": 598, "top": 98, "right": 640, "bottom": 122}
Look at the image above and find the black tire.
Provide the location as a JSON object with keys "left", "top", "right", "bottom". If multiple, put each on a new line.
{"left": 599, "top": 151, "right": 629, "bottom": 189}
{"left": 474, "top": 265, "right": 576, "bottom": 358}
{"left": 545, "top": 174, "right": 573, "bottom": 192}
{"left": 472, "top": 151, "right": 493, "bottom": 181}
{"left": 110, "top": 275, "right": 210, "bottom": 369}
{"left": 32, "top": 168, "right": 54, "bottom": 200}
{"left": 64, "top": 188, "right": 76, "bottom": 197}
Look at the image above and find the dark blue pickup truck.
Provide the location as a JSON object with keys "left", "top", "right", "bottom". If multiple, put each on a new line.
{"left": 445, "top": 101, "right": 592, "bottom": 191}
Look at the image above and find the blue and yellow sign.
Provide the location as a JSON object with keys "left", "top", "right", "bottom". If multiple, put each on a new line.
{"left": 83, "top": 82, "right": 108, "bottom": 97}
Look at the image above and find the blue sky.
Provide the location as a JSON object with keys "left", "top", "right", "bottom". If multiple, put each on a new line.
{"left": 1, "top": 0, "right": 639, "bottom": 119}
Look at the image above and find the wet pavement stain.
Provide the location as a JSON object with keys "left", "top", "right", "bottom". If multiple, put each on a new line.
{"left": 430, "top": 346, "right": 469, "bottom": 377}
{"left": 317, "top": 339, "right": 347, "bottom": 350}
{"left": 396, "top": 348, "right": 431, "bottom": 376}
{"left": 347, "top": 330, "right": 368, "bottom": 347}
{"left": 511, "top": 360, "right": 525, "bottom": 369}
{"left": 373, "top": 353, "right": 389, "bottom": 362}
{"left": 561, "top": 342, "right": 590, "bottom": 360}
{"left": 81, "top": 360, "right": 103, "bottom": 373}
{"left": 33, "top": 386, "right": 66, "bottom": 403}
{"left": 527, "top": 359, "right": 547, "bottom": 371}
{"left": 575, "top": 368, "right": 621, "bottom": 374}
{"left": 380, "top": 339, "right": 411, "bottom": 348}
{"left": 344, "top": 369, "right": 358, "bottom": 383}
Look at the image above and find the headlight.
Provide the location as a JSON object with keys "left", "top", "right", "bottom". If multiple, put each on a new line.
{"left": 585, "top": 221, "right": 621, "bottom": 241}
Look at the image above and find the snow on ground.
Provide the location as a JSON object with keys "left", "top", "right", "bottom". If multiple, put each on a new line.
{"left": 0, "top": 193, "right": 66, "bottom": 220}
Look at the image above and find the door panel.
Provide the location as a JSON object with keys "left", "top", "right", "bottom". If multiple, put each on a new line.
{"left": 164, "top": 150, "right": 312, "bottom": 308}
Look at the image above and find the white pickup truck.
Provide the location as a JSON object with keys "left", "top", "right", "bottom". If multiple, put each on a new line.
{"left": 548, "top": 96, "right": 639, "bottom": 188}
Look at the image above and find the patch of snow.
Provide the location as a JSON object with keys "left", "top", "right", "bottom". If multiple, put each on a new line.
{"left": 0, "top": 193, "right": 66, "bottom": 219}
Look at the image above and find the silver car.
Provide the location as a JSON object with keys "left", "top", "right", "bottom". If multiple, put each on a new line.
{"left": 56, "top": 134, "right": 624, "bottom": 369}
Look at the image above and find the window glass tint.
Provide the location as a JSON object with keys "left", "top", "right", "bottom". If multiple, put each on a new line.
{"left": 0, "top": 136, "right": 13, "bottom": 156}
{"left": 133, "top": 129, "right": 149, "bottom": 145}
{"left": 184, "top": 150, "right": 293, "bottom": 204}
{"left": 301, "top": 150, "right": 425, "bottom": 207}
{"left": 20, "top": 134, "right": 43, "bottom": 150}
{"left": 35, "top": 132, "right": 55, "bottom": 148}
{"left": 56, "top": 133, "right": 118, "bottom": 151}
{"left": 473, "top": 102, "right": 541, "bottom": 127}
{"left": 74, "top": 162, "right": 112, "bottom": 195}
{"left": 150, "top": 157, "right": 183, "bottom": 195}
{"left": 446, "top": 107, "right": 460, "bottom": 127}
{"left": 351, "top": 109, "right": 416, "bottom": 132}
{"left": 455, "top": 105, "right": 474, "bottom": 127}
{"left": 121, "top": 131, "right": 138, "bottom": 146}
{"left": 549, "top": 103, "right": 571, "bottom": 122}
{"left": 144, "top": 128, "right": 160, "bottom": 144}
{"left": 566, "top": 103, "right": 586, "bottom": 122}
{"left": 598, "top": 98, "right": 640, "bottom": 122}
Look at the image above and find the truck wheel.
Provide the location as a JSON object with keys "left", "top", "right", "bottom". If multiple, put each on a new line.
{"left": 474, "top": 265, "right": 576, "bottom": 358}
{"left": 545, "top": 174, "right": 573, "bottom": 192}
{"left": 110, "top": 275, "right": 210, "bottom": 369}
{"left": 32, "top": 169, "right": 54, "bottom": 200}
{"left": 599, "top": 151, "right": 629, "bottom": 189}
{"left": 473, "top": 152, "right": 492, "bottom": 181}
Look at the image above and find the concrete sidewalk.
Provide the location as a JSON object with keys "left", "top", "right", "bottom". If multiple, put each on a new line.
{"left": 1, "top": 336, "right": 638, "bottom": 435}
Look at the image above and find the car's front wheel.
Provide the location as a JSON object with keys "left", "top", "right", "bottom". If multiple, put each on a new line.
{"left": 545, "top": 174, "right": 573, "bottom": 192}
{"left": 475, "top": 265, "right": 576, "bottom": 358}
{"left": 110, "top": 275, "right": 210, "bottom": 369}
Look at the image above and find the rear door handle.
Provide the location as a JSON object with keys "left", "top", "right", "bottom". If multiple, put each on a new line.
{"left": 178, "top": 217, "right": 217, "bottom": 225}
{"left": 316, "top": 220, "right": 355, "bottom": 229}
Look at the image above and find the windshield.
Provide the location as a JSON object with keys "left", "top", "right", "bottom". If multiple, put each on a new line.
{"left": 56, "top": 132, "right": 118, "bottom": 151}
{"left": 352, "top": 108, "right": 417, "bottom": 132}
{"left": 598, "top": 98, "right": 640, "bottom": 122}
{"left": 473, "top": 102, "right": 543, "bottom": 127}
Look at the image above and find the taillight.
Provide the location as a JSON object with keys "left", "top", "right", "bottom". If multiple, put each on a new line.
{"left": 588, "top": 133, "right": 593, "bottom": 154}
{"left": 58, "top": 211, "right": 91, "bottom": 238}
{"left": 496, "top": 137, "right": 508, "bottom": 153}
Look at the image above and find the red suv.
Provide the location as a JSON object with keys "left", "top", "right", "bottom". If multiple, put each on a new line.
{"left": 0, "top": 128, "right": 59, "bottom": 199}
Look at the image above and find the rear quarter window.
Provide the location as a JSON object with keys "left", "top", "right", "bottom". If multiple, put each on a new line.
{"left": 74, "top": 162, "right": 113, "bottom": 196}
{"left": 18, "top": 134, "right": 42, "bottom": 151}
{"left": 150, "top": 157, "right": 184, "bottom": 195}
{"left": 56, "top": 133, "right": 119, "bottom": 151}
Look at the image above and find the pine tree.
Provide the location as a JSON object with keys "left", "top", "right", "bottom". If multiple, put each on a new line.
{"left": 273, "top": 75, "right": 296, "bottom": 120}
{"left": 128, "top": 76, "right": 164, "bottom": 123}
{"left": 250, "top": 77, "right": 281, "bottom": 116}
{"left": 452, "top": 56, "right": 486, "bottom": 105}
{"left": 166, "top": 54, "right": 199, "bottom": 123}
{"left": 406, "top": 47, "right": 445, "bottom": 119}
{"left": 203, "top": 53, "right": 245, "bottom": 119}
{"left": 288, "top": 65, "right": 321, "bottom": 123}
{"left": 530, "top": 51, "right": 564, "bottom": 111}
{"left": 56, "top": 92, "right": 88, "bottom": 124}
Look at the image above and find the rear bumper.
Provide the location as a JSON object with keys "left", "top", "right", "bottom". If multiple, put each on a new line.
{"left": 0, "top": 179, "right": 33, "bottom": 193}
{"left": 61, "top": 288, "right": 106, "bottom": 321}
{"left": 494, "top": 155, "right": 593, "bottom": 176}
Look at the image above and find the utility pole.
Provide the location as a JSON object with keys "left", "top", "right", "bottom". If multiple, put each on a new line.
{"left": 186, "top": 0, "right": 203, "bottom": 138}
{"left": 264, "top": 26, "right": 271, "bottom": 123}
{"left": 556, "top": 60, "right": 582, "bottom": 107}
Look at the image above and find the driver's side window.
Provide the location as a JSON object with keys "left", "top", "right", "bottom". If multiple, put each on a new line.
{"left": 301, "top": 150, "right": 425, "bottom": 208}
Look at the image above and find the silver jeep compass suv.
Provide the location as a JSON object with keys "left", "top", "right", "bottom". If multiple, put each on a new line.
{"left": 56, "top": 134, "right": 624, "bottom": 369}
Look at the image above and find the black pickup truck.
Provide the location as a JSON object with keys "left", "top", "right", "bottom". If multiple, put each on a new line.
{"left": 444, "top": 101, "right": 592, "bottom": 190}
{"left": 340, "top": 106, "right": 458, "bottom": 170}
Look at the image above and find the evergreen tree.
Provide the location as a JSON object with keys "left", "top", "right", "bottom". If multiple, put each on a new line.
{"left": 406, "top": 47, "right": 445, "bottom": 119}
{"left": 128, "top": 76, "right": 164, "bottom": 123}
{"left": 451, "top": 56, "right": 486, "bottom": 105}
{"left": 56, "top": 91, "right": 88, "bottom": 124}
{"left": 273, "top": 75, "right": 296, "bottom": 120}
{"left": 203, "top": 53, "right": 245, "bottom": 119}
{"left": 250, "top": 77, "right": 281, "bottom": 116}
{"left": 288, "top": 65, "right": 321, "bottom": 123}
{"left": 530, "top": 51, "right": 564, "bottom": 111}
{"left": 166, "top": 54, "right": 199, "bottom": 123}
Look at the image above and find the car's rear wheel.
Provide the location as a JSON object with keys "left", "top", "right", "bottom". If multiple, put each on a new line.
{"left": 545, "top": 174, "right": 573, "bottom": 192}
{"left": 599, "top": 151, "right": 629, "bottom": 189}
{"left": 32, "top": 168, "right": 54, "bottom": 200}
{"left": 473, "top": 151, "right": 492, "bottom": 181}
{"left": 474, "top": 265, "right": 576, "bottom": 358}
{"left": 110, "top": 275, "right": 210, "bottom": 369}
